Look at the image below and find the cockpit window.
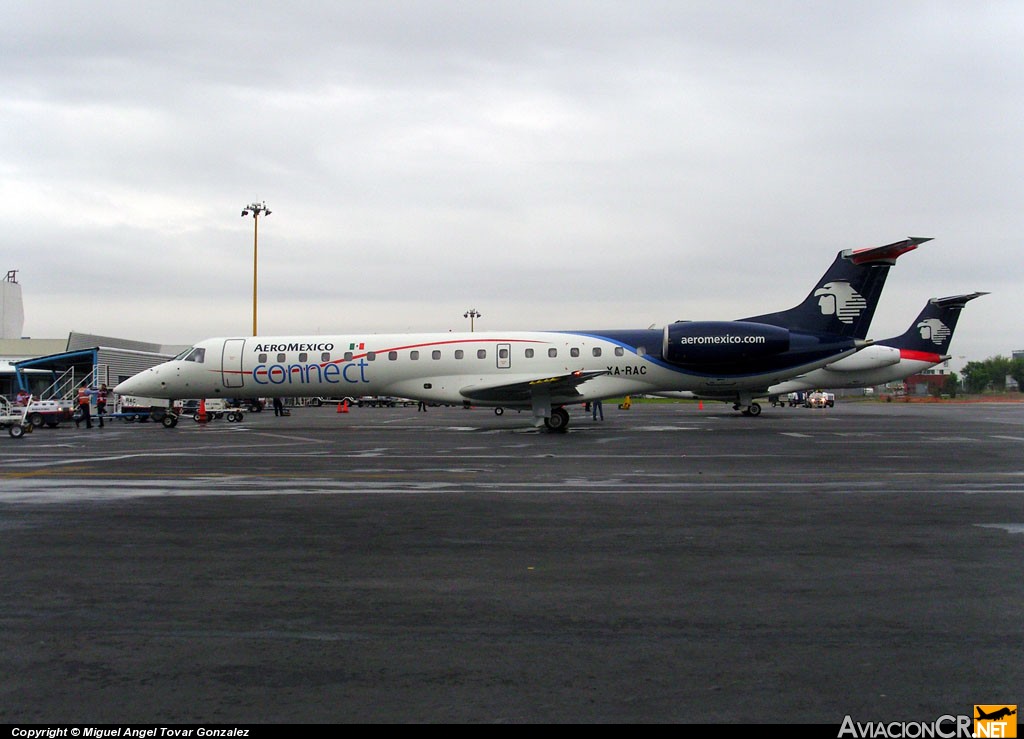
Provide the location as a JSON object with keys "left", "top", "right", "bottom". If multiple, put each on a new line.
{"left": 183, "top": 347, "right": 206, "bottom": 363}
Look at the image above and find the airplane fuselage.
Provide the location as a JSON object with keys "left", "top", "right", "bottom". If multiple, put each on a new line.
{"left": 768, "top": 346, "right": 947, "bottom": 394}
{"left": 116, "top": 327, "right": 861, "bottom": 411}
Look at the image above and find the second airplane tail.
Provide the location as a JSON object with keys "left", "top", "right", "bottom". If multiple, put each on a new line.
{"left": 879, "top": 291, "right": 988, "bottom": 356}
{"left": 742, "top": 237, "right": 931, "bottom": 338}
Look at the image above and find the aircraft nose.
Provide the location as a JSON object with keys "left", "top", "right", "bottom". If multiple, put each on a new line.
{"left": 114, "top": 366, "right": 160, "bottom": 396}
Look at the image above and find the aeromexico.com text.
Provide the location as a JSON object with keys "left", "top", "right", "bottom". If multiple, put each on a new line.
{"left": 676, "top": 335, "right": 768, "bottom": 345}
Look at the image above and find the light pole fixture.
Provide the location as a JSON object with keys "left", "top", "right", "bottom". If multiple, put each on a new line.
{"left": 463, "top": 308, "right": 482, "bottom": 332}
{"left": 241, "top": 201, "right": 271, "bottom": 335}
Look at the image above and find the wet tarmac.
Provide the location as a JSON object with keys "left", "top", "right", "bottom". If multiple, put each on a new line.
{"left": 1, "top": 400, "right": 1022, "bottom": 723}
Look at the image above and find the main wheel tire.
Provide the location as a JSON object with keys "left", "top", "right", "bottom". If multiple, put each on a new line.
{"left": 544, "top": 407, "right": 570, "bottom": 432}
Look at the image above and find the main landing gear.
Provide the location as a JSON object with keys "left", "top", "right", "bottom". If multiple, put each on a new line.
{"left": 733, "top": 402, "right": 762, "bottom": 417}
{"left": 543, "top": 407, "right": 570, "bottom": 432}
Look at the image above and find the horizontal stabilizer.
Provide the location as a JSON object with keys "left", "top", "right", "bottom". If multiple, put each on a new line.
{"left": 929, "top": 291, "right": 989, "bottom": 309}
{"left": 846, "top": 236, "right": 932, "bottom": 265}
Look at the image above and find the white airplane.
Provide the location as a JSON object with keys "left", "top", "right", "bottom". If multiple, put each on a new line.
{"left": 114, "top": 237, "right": 927, "bottom": 431}
{"left": 766, "top": 291, "right": 986, "bottom": 397}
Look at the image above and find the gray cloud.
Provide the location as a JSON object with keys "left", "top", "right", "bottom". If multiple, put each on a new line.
{"left": 2, "top": 1, "right": 1020, "bottom": 368}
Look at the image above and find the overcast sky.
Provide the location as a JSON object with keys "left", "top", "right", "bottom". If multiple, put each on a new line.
{"left": 2, "top": 1, "right": 1021, "bottom": 368}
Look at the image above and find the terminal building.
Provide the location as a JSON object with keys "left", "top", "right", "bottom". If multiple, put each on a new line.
{"left": 0, "top": 270, "right": 185, "bottom": 401}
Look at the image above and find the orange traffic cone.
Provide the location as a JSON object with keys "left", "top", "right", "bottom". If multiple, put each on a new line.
{"left": 198, "top": 399, "right": 208, "bottom": 423}
{"left": 337, "top": 400, "right": 349, "bottom": 413}
{"left": 698, "top": 400, "right": 703, "bottom": 410}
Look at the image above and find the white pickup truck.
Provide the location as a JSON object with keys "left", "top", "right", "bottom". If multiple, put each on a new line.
{"left": 806, "top": 391, "right": 835, "bottom": 408}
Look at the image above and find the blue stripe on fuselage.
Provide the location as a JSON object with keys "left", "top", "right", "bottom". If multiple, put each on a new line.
{"left": 557, "top": 329, "right": 855, "bottom": 379}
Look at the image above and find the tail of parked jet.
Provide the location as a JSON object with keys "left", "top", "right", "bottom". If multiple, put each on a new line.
{"left": 878, "top": 291, "right": 988, "bottom": 358}
{"left": 743, "top": 237, "right": 932, "bottom": 338}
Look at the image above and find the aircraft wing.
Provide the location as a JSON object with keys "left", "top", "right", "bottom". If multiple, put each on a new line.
{"left": 459, "top": 370, "right": 609, "bottom": 404}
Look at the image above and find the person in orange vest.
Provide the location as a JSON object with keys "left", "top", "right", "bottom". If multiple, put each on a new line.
{"left": 96, "top": 383, "right": 108, "bottom": 428}
{"left": 75, "top": 382, "right": 94, "bottom": 429}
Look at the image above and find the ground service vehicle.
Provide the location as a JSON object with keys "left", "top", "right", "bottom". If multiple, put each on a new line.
{"left": 807, "top": 391, "right": 835, "bottom": 408}
{"left": 1, "top": 396, "right": 33, "bottom": 438}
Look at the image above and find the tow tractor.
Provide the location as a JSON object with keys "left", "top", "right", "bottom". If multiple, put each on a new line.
{"left": 184, "top": 398, "right": 245, "bottom": 423}
{"left": 0, "top": 396, "right": 33, "bottom": 438}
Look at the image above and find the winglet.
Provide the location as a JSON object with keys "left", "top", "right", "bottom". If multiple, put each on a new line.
{"left": 846, "top": 237, "right": 932, "bottom": 265}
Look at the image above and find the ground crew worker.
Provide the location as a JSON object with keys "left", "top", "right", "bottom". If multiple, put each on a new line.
{"left": 96, "top": 384, "right": 108, "bottom": 428}
{"left": 76, "top": 382, "right": 93, "bottom": 429}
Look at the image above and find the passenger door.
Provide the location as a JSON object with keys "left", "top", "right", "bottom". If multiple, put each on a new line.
{"left": 221, "top": 339, "right": 245, "bottom": 388}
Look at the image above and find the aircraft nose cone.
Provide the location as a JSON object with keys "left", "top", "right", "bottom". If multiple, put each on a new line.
{"left": 114, "top": 367, "right": 160, "bottom": 396}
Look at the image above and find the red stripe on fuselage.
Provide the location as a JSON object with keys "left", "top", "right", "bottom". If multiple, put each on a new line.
{"left": 242, "top": 338, "right": 548, "bottom": 376}
{"left": 322, "top": 337, "right": 545, "bottom": 366}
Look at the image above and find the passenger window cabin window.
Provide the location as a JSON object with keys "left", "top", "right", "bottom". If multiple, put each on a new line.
{"left": 432, "top": 350, "right": 441, "bottom": 360}
{"left": 525, "top": 348, "right": 534, "bottom": 358}
{"left": 615, "top": 347, "right": 624, "bottom": 357}
{"left": 276, "top": 353, "right": 286, "bottom": 363}
{"left": 299, "top": 352, "right": 308, "bottom": 362}
{"left": 455, "top": 350, "right": 464, "bottom": 359}
{"left": 410, "top": 350, "right": 419, "bottom": 360}
{"left": 570, "top": 348, "right": 580, "bottom": 358}
{"left": 367, "top": 352, "right": 376, "bottom": 361}
{"left": 593, "top": 348, "right": 602, "bottom": 357}
{"left": 477, "top": 349, "right": 486, "bottom": 359}
{"left": 321, "top": 352, "right": 331, "bottom": 363}
{"left": 258, "top": 353, "right": 267, "bottom": 363}
{"left": 388, "top": 351, "right": 398, "bottom": 361}
{"left": 344, "top": 351, "right": 353, "bottom": 361}
{"left": 548, "top": 348, "right": 557, "bottom": 358}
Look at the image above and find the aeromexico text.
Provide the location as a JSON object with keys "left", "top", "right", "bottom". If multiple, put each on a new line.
{"left": 254, "top": 343, "right": 335, "bottom": 352}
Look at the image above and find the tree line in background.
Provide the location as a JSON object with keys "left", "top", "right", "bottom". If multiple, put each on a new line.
{"left": 960, "top": 356, "right": 1024, "bottom": 394}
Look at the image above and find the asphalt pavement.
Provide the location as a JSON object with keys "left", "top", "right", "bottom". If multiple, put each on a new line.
{"left": 1, "top": 399, "right": 1022, "bottom": 723}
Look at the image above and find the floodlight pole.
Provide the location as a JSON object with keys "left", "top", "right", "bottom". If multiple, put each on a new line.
{"left": 241, "top": 201, "right": 271, "bottom": 335}
{"left": 463, "top": 308, "right": 482, "bottom": 332}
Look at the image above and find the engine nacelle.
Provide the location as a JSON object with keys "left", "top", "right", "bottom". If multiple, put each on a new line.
{"left": 662, "top": 321, "right": 791, "bottom": 365}
{"left": 823, "top": 345, "right": 901, "bottom": 372}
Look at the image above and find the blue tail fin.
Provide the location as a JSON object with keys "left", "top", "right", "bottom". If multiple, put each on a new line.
{"left": 742, "top": 237, "right": 931, "bottom": 338}
{"left": 878, "top": 292, "right": 987, "bottom": 355}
